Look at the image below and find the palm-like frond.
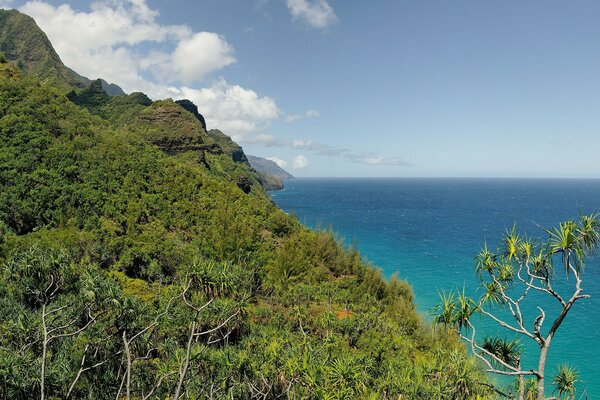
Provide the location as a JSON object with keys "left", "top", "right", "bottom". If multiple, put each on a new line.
{"left": 475, "top": 245, "right": 496, "bottom": 279}
{"left": 553, "top": 364, "right": 578, "bottom": 399}
{"left": 481, "top": 337, "right": 521, "bottom": 368}
{"left": 503, "top": 226, "right": 521, "bottom": 260}
{"left": 432, "top": 290, "right": 457, "bottom": 326}
{"left": 481, "top": 281, "right": 504, "bottom": 306}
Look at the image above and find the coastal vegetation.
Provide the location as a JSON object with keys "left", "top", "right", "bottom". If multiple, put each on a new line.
{"left": 0, "top": 10, "right": 494, "bottom": 398}
{"left": 433, "top": 215, "right": 599, "bottom": 400}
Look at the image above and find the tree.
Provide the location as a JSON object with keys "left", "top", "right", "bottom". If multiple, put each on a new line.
{"left": 552, "top": 364, "right": 578, "bottom": 400}
{"left": 433, "top": 214, "right": 599, "bottom": 400}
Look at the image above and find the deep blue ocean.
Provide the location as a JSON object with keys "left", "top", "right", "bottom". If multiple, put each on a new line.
{"left": 272, "top": 178, "right": 600, "bottom": 398}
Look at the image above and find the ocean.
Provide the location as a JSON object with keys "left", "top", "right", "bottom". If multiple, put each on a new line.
{"left": 271, "top": 178, "right": 600, "bottom": 398}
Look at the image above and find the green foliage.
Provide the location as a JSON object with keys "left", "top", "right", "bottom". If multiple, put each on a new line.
{"left": 435, "top": 214, "right": 600, "bottom": 400}
{"left": 553, "top": 364, "right": 578, "bottom": 399}
{"left": 0, "top": 56, "right": 493, "bottom": 399}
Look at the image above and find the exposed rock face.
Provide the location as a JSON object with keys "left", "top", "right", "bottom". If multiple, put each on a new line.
{"left": 175, "top": 99, "right": 207, "bottom": 131}
{"left": 258, "top": 174, "right": 284, "bottom": 191}
{"left": 236, "top": 176, "right": 253, "bottom": 194}
{"left": 136, "top": 100, "right": 219, "bottom": 155}
{"left": 207, "top": 129, "right": 249, "bottom": 164}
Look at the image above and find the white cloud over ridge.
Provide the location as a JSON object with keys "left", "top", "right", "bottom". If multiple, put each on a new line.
{"left": 169, "top": 78, "right": 280, "bottom": 140}
{"left": 17, "top": 0, "right": 406, "bottom": 167}
{"left": 293, "top": 155, "right": 309, "bottom": 169}
{"left": 19, "top": 0, "right": 278, "bottom": 138}
{"left": 286, "top": 0, "right": 337, "bottom": 30}
{"left": 266, "top": 157, "right": 288, "bottom": 168}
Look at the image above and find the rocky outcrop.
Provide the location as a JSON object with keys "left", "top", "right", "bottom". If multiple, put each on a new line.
{"left": 67, "top": 79, "right": 109, "bottom": 107}
{"left": 207, "top": 129, "right": 249, "bottom": 164}
{"left": 135, "top": 100, "right": 219, "bottom": 156}
{"left": 175, "top": 99, "right": 207, "bottom": 131}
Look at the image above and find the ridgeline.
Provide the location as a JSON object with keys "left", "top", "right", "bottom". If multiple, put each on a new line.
{"left": 0, "top": 9, "right": 491, "bottom": 399}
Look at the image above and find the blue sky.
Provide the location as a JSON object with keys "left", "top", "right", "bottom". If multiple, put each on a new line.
{"left": 4, "top": 0, "right": 600, "bottom": 177}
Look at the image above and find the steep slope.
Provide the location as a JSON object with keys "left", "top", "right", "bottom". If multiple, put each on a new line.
{"left": 67, "top": 66, "right": 126, "bottom": 96}
{"left": 247, "top": 155, "right": 295, "bottom": 181}
{"left": 0, "top": 9, "right": 124, "bottom": 95}
{"left": 207, "top": 128, "right": 249, "bottom": 163}
{"left": 248, "top": 154, "right": 294, "bottom": 190}
{"left": 0, "top": 16, "right": 492, "bottom": 400}
{"left": 0, "top": 9, "right": 82, "bottom": 91}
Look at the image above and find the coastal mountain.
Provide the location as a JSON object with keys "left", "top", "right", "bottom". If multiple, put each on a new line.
{"left": 0, "top": 9, "right": 490, "bottom": 399}
{"left": 248, "top": 154, "right": 295, "bottom": 190}
{"left": 67, "top": 66, "right": 126, "bottom": 96}
{"left": 0, "top": 8, "right": 124, "bottom": 94}
{"left": 248, "top": 155, "right": 295, "bottom": 180}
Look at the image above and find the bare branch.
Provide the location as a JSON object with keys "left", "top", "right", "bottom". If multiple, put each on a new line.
{"left": 193, "top": 310, "right": 240, "bottom": 338}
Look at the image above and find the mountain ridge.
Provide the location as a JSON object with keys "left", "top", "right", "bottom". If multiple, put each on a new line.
{"left": 0, "top": 9, "right": 490, "bottom": 399}
{"left": 247, "top": 155, "right": 294, "bottom": 191}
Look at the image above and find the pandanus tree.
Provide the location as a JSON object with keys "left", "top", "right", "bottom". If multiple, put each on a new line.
{"left": 433, "top": 213, "right": 599, "bottom": 400}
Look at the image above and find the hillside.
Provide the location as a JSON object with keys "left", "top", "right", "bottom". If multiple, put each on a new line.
{"left": 0, "top": 10, "right": 491, "bottom": 400}
{"left": 248, "top": 155, "right": 295, "bottom": 191}
{"left": 0, "top": 8, "right": 124, "bottom": 95}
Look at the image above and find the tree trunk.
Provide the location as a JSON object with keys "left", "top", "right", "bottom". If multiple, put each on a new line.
{"left": 174, "top": 321, "right": 196, "bottom": 400}
{"left": 537, "top": 344, "right": 550, "bottom": 400}
{"left": 518, "top": 374, "right": 524, "bottom": 400}
{"left": 40, "top": 304, "right": 47, "bottom": 400}
{"left": 123, "top": 332, "right": 131, "bottom": 400}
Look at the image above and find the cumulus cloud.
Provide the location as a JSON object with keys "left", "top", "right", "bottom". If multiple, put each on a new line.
{"left": 286, "top": 0, "right": 337, "bottom": 29}
{"left": 19, "top": 0, "right": 280, "bottom": 138}
{"left": 284, "top": 109, "right": 320, "bottom": 122}
{"left": 169, "top": 79, "right": 280, "bottom": 141}
{"left": 266, "top": 157, "right": 288, "bottom": 168}
{"left": 142, "top": 32, "right": 236, "bottom": 84}
{"left": 20, "top": 0, "right": 235, "bottom": 88}
{"left": 293, "top": 155, "right": 309, "bottom": 169}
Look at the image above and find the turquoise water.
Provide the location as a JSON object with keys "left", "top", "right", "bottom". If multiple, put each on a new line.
{"left": 272, "top": 178, "right": 600, "bottom": 398}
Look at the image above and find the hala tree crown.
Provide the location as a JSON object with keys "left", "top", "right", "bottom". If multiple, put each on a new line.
{"left": 433, "top": 212, "right": 599, "bottom": 400}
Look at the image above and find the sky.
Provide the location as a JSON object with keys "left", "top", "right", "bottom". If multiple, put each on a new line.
{"left": 2, "top": 0, "right": 600, "bottom": 177}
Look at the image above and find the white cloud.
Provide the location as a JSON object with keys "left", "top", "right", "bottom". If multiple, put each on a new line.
{"left": 143, "top": 32, "right": 236, "bottom": 84}
{"left": 284, "top": 109, "right": 320, "bottom": 122}
{"left": 293, "top": 139, "right": 345, "bottom": 156}
{"left": 170, "top": 78, "right": 280, "bottom": 140}
{"left": 20, "top": 0, "right": 234, "bottom": 89}
{"left": 293, "top": 154, "right": 309, "bottom": 169}
{"left": 286, "top": 0, "right": 337, "bottom": 30}
{"left": 19, "top": 0, "right": 281, "bottom": 138}
{"left": 292, "top": 139, "right": 410, "bottom": 166}
{"left": 346, "top": 152, "right": 411, "bottom": 166}
{"left": 266, "top": 157, "right": 288, "bottom": 168}
{"left": 285, "top": 114, "right": 302, "bottom": 123}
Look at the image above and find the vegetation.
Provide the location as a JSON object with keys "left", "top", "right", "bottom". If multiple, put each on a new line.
{"left": 0, "top": 10, "right": 84, "bottom": 91}
{"left": 0, "top": 54, "right": 494, "bottom": 399}
{"left": 433, "top": 215, "right": 599, "bottom": 400}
